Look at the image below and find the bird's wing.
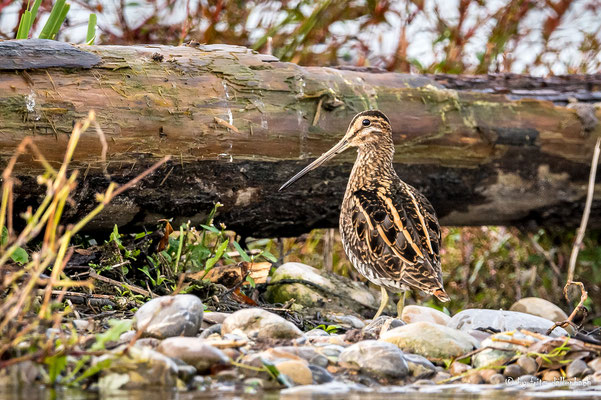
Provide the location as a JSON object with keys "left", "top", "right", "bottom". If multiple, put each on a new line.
{"left": 351, "top": 184, "right": 443, "bottom": 291}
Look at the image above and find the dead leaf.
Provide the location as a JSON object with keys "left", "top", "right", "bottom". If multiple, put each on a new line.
{"left": 157, "top": 220, "right": 173, "bottom": 252}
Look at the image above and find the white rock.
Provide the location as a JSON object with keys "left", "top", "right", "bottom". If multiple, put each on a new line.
{"left": 447, "top": 309, "right": 568, "bottom": 337}
{"left": 401, "top": 305, "right": 450, "bottom": 326}
{"left": 339, "top": 340, "right": 409, "bottom": 378}
{"left": 381, "top": 321, "right": 479, "bottom": 359}
{"left": 134, "top": 294, "right": 203, "bottom": 339}
{"left": 221, "top": 308, "right": 303, "bottom": 339}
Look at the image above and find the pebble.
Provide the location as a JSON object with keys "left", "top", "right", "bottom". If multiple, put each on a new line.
{"left": 503, "top": 364, "right": 525, "bottom": 379}
{"left": 201, "top": 311, "right": 230, "bottom": 327}
{"left": 489, "top": 373, "right": 506, "bottom": 384}
{"left": 308, "top": 334, "right": 347, "bottom": 346}
{"left": 308, "top": 364, "right": 334, "bottom": 384}
{"left": 273, "top": 346, "right": 329, "bottom": 368}
{"left": 0, "top": 361, "right": 40, "bottom": 386}
{"left": 449, "top": 361, "right": 471, "bottom": 376}
{"left": 584, "top": 371, "right": 601, "bottom": 384}
{"left": 134, "top": 294, "right": 204, "bottom": 339}
{"left": 462, "top": 374, "right": 483, "bottom": 384}
{"left": 306, "top": 328, "right": 330, "bottom": 337}
{"left": 175, "top": 364, "right": 197, "bottom": 382}
{"left": 362, "top": 316, "right": 405, "bottom": 338}
{"left": 403, "top": 353, "right": 436, "bottom": 378}
{"left": 339, "top": 340, "right": 409, "bottom": 378}
{"left": 566, "top": 359, "right": 589, "bottom": 378}
{"left": 199, "top": 324, "right": 221, "bottom": 339}
{"left": 221, "top": 308, "right": 303, "bottom": 339}
{"left": 432, "top": 371, "right": 452, "bottom": 383}
{"left": 447, "top": 309, "right": 568, "bottom": 337}
{"left": 326, "top": 314, "right": 365, "bottom": 329}
{"left": 156, "top": 337, "right": 230, "bottom": 373}
{"left": 72, "top": 319, "right": 92, "bottom": 332}
{"left": 266, "top": 263, "right": 378, "bottom": 316}
{"left": 275, "top": 360, "right": 313, "bottom": 385}
{"left": 133, "top": 338, "right": 160, "bottom": 349}
{"left": 479, "top": 369, "right": 498, "bottom": 383}
{"left": 542, "top": 369, "right": 561, "bottom": 382}
{"left": 401, "top": 305, "right": 450, "bottom": 326}
{"left": 119, "top": 330, "right": 137, "bottom": 343}
{"left": 96, "top": 345, "right": 179, "bottom": 389}
{"left": 509, "top": 297, "right": 569, "bottom": 327}
{"left": 472, "top": 331, "right": 538, "bottom": 368}
{"left": 589, "top": 357, "right": 601, "bottom": 372}
{"left": 516, "top": 355, "right": 538, "bottom": 375}
{"left": 215, "top": 370, "right": 238, "bottom": 382}
{"left": 381, "top": 321, "right": 479, "bottom": 359}
{"left": 314, "top": 344, "right": 345, "bottom": 362}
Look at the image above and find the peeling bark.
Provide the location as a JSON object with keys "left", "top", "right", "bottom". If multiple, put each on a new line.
{"left": 1, "top": 40, "right": 600, "bottom": 237}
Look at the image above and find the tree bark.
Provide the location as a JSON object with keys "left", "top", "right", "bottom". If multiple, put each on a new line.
{"left": 1, "top": 39, "right": 600, "bottom": 238}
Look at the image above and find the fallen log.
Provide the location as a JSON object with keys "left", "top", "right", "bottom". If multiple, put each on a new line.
{"left": 1, "top": 39, "right": 600, "bottom": 237}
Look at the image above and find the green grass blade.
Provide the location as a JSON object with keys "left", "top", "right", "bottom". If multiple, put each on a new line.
{"left": 39, "top": 0, "right": 66, "bottom": 39}
{"left": 16, "top": 11, "right": 31, "bottom": 39}
{"left": 50, "top": 3, "right": 70, "bottom": 39}
{"left": 86, "top": 13, "right": 97, "bottom": 44}
{"left": 28, "top": 0, "right": 43, "bottom": 33}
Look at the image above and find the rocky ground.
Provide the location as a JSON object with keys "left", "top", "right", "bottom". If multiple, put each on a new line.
{"left": 2, "top": 262, "right": 601, "bottom": 398}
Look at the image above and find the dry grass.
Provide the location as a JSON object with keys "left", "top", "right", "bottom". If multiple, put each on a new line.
{"left": 0, "top": 111, "right": 169, "bottom": 369}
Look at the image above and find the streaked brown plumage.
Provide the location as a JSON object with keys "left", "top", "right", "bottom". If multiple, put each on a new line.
{"left": 280, "top": 110, "right": 449, "bottom": 317}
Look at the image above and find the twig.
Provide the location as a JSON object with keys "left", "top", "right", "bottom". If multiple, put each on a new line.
{"left": 566, "top": 137, "right": 600, "bottom": 284}
{"left": 109, "top": 156, "right": 170, "bottom": 199}
{"left": 312, "top": 97, "right": 324, "bottom": 126}
{"left": 214, "top": 117, "right": 240, "bottom": 134}
{"left": 88, "top": 269, "right": 152, "bottom": 297}
{"left": 547, "top": 281, "right": 588, "bottom": 335}
{"left": 549, "top": 137, "right": 600, "bottom": 335}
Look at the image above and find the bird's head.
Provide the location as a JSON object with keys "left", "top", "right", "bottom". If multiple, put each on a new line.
{"left": 279, "top": 110, "right": 392, "bottom": 191}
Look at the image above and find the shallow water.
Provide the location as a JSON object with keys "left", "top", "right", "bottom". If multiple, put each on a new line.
{"left": 2, "top": 384, "right": 601, "bottom": 400}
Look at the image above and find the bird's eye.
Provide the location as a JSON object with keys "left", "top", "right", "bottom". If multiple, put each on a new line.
{"left": 362, "top": 119, "right": 371, "bottom": 126}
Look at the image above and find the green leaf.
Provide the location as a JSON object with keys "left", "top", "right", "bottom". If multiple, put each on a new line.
{"left": 109, "top": 224, "right": 123, "bottom": 248}
{"left": 233, "top": 241, "right": 251, "bottom": 262}
{"left": 50, "top": 2, "right": 70, "bottom": 39}
{"left": 11, "top": 247, "right": 29, "bottom": 264}
{"left": 246, "top": 275, "right": 255, "bottom": 288}
{"left": 28, "top": 0, "right": 43, "bottom": 32}
{"left": 44, "top": 354, "right": 67, "bottom": 384}
{"left": 71, "top": 358, "right": 111, "bottom": 385}
{"left": 1, "top": 226, "right": 7, "bottom": 246}
{"left": 261, "top": 358, "right": 293, "bottom": 387}
{"left": 205, "top": 239, "right": 228, "bottom": 271}
{"left": 90, "top": 319, "right": 132, "bottom": 351}
{"left": 261, "top": 250, "right": 277, "bottom": 263}
{"left": 134, "top": 231, "right": 149, "bottom": 240}
{"left": 39, "top": 0, "right": 66, "bottom": 39}
{"left": 200, "top": 224, "right": 220, "bottom": 233}
{"left": 86, "top": 13, "right": 96, "bottom": 45}
{"left": 16, "top": 11, "right": 31, "bottom": 39}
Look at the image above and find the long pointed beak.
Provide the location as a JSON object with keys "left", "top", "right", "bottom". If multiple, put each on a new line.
{"left": 279, "top": 139, "right": 350, "bottom": 191}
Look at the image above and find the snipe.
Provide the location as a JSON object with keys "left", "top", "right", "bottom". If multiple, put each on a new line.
{"left": 280, "top": 110, "right": 449, "bottom": 318}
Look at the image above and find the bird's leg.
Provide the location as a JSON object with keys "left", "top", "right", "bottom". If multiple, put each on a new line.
{"left": 396, "top": 291, "right": 406, "bottom": 318}
{"left": 374, "top": 287, "right": 389, "bottom": 319}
